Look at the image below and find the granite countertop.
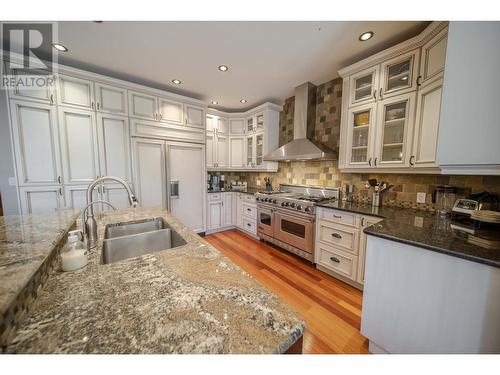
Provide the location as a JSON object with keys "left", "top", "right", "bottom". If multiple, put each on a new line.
{"left": 0, "top": 210, "right": 79, "bottom": 320}
{"left": 5, "top": 208, "right": 305, "bottom": 354}
{"left": 317, "top": 201, "right": 500, "bottom": 268}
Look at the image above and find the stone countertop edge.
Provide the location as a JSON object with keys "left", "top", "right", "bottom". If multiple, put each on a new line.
{"left": 5, "top": 208, "right": 306, "bottom": 354}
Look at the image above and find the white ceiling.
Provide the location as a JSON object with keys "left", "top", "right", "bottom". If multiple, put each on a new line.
{"left": 53, "top": 21, "right": 428, "bottom": 111}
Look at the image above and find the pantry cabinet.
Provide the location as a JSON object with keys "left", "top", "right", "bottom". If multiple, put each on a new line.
{"left": 206, "top": 115, "right": 228, "bottom": 169}
{"left": 18, "top": 186, "right": 64, "bottom": 214}
{"left": 339, "top": 21, "right": 448, "bottom": 174}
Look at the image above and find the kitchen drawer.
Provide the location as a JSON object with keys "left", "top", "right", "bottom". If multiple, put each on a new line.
{"left": 317, "top": 243, "right": 358, "bottom": 280}
{"left": 208, "top": 193, "right": 222, "bottom": 201}
{"left": 242, "top": 217, "right": 257, "bottom": 234}
{"left": 318, "top": 221, "right": 359, "bottom": 254}
{"left": 319, "top": 208, "right": 359, "bottom": 228}
{"left": 242, "top": 202, "right": 257, "bottom": 218}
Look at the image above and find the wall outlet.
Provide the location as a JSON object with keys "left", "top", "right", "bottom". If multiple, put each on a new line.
{"left": 414, "top": 216, "right": 424, "bottom": 228}
{"left": 416, "top": 192, "right": 426, "bottom": 204}
{"left": 8, "top": 177, "right": 16, "bottom": 186}
{"left": 256, "top": 180, "right": 261, "bottom": 186}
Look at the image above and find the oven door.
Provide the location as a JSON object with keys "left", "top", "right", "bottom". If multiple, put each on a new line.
{"left": 273, "top": 210, "right": 315, "bottom": 254}
{"left": 257, "top": 206, "right": 274, "bottom": 237}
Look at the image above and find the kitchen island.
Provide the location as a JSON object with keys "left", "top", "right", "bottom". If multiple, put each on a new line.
{"left": 2, "top": 208, "right": 305, "bottom": 354}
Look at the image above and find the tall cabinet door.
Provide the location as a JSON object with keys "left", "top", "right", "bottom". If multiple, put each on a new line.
{"left": 216, "top": 134, "right": 228, "bottom": 168}
{"left": 411, "top": 79, "right": 443, "bottom": 168}
{"left": 206, "top": 131, "right": 215, "bottom": 168}
{"left": 9, "top": 100, "right": 63, "bottom": 185}
{"left": 166, "top": 141, "right": 206, "bottom": 233}
{"left": 131, "top": 138, "right": 167, "bottom": 209}
{"left": 374, "top": 92, "right": 416, "bottom": 168}
{"left": 58, "top": 107, "right": 100, "bottom": 184}
{"left": 96, "top": 113, "right": 132, "bottom": 181}
{"left": 229, "top": 136, "right": 245, "bottom": 168}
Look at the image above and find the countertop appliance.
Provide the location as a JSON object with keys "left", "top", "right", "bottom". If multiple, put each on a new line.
{"left": 256, "top": 184, "right": 340, "bottom": 262}
{"left": 432, "top": 185, "right": 458, "bottom": 215}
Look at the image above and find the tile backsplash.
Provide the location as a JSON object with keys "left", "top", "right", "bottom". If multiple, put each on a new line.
{"left": 210, "top": 77, "right": 500, "bottom": 210}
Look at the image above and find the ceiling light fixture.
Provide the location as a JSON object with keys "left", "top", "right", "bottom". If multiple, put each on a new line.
{"left": 359, "top": 31, "right": 374, "bottom": 42}
{"left": 240, "top": 99, "right": 247, "bottom": 103}
{"left": 52, "top": 43, "right": 68, "bottom": 52}
{"left": 218, "top": 65, "right": 229, "bottom": 72}
{"left": 172, "top": 79, "right": 181, "bottom": 84}
{"left": 211, "top": 101, "right": 218, "bottom": 105}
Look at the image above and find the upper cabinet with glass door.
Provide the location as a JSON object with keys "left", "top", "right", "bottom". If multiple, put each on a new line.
{"left": 348, "top": 66, "right": 379, "bottom": 108}
{"left": 346, "top": 102, "right": 376, "bottom": 168}
{"left": 374, "top": 92, "right": 416, "bottom": 168}
{"left": 379, "top": 50, "right": 420, "bottom": 100}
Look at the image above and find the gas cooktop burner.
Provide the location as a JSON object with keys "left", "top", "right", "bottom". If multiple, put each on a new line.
{"left": 298, "top": 196, "right": 335, "bottom": 203}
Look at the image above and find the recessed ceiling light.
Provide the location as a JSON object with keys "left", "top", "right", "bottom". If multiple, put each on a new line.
{"left": 211, "top": 101, "right": 218, "bottom": 105}
{"left": 240, "top": 99, "right": 247, "bottom": 103}
{"left": 172, "top": 79, "right": 181, "bottom": 85}
{"left": 52, "top": 43, "right": 68, "bottom": 52}
{"left": 218, "top": 65, "right": 229, "bottom": 72}
{"left": 359, "top": 31, "right": 374, "bottom": 42}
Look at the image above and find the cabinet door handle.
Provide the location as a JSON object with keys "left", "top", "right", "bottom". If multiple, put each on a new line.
{"left": 373, "top": 90, "right": 377, "bottom": 100}
{"left": 368, "top": 157, "right": 372, "bottom": 167}
{"left": 330, "top": 256, "right": 340, "bottom": 263}
{"left": 332, "top": 214, "right": 342, "bottom": 219}
{"left": 247, "top": 208, "right": 251, "bottom": 212}
{"left": 410, "top": 155, "right": 415, "bottom": 166}
{"left": 159, "top": 113, "right": 163, "bottom": 121}
{"left": 379, "top": 88, "right": 383, "bottom": 100}
{"left": 331, "top": 233, "right": 342, "bottom": 239}
{"left": 57, "top": 175, "right": 62, "bottom": 184}
{"left": 374, "top": 157, "right": 378, "bottom": 166}
{"left": 247, "top": 223, "right": 251, "bottom": 227}
{"left": 361, "top": 217, "right": 365, "bottom": 226}
{"left": 91, "top": 101, "right": 95, "bottom": 110}
{"left": 59, "top": 187, "right": 63, "bottom": 196}
{"left": 416, "top": 75, "right": 422, "bottom": 87}
{"left": 50, "top": 94, "right": 54, "bottom": 104}
{"left": 97, "top": 102, "right": 100, "bottom": 111}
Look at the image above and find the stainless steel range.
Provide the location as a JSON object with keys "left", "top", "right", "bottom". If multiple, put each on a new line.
{"left": 256, "top": 184, "right": 340, "bottom": 262}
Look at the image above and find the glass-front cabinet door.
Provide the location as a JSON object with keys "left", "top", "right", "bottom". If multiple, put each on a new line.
{"left": 374, "top": 93, "right": 416, "bottom": 167}
{"left": 346, "top": 102, "right": 376, "bottom": 168}
{"left": 380, "top": 50, "right": 419, "bottom": 99}
{"left": 348, "top": 66, "right": 379, "bottom": 108}
{"left": 247, "top": 117, "right": 254, "bottom": 133}
{"left": 256, "top": 113, "right": 264, "bottom": 131}
{"left": 246, "top": 136, "right": 254, "bottom": 167}
{"left": 255, "top": 133, "right": 264, "bottom": 166}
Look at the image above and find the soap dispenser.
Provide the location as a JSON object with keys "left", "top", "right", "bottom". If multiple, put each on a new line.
{"left": 61, "top": 230, "right": 88, "bottom": 272}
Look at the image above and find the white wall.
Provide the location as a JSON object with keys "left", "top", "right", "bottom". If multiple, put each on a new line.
{"left": 0, "top": 89, "right": 20, "bottom": 215}
{"left": 437, "top": 22, "right": 500, "bottom": 169}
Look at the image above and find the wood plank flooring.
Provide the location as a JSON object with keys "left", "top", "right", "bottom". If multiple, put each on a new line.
{"left": 204, "top": 229, "right": 369, "bottom": 354}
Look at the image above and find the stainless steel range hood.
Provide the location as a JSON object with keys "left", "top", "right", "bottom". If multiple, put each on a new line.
{"left": 264, "top": 82, "right": 337, "bottom": 162}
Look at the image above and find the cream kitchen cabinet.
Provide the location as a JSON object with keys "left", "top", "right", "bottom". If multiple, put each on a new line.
{"left": 246, "top": 132, "right": 265, "bottom": 168}
{"left": 5, "top": 65, "right": 56, "bottom": 105}
{"left": 339, "top": 21, "right": 448, "bottom": 174}
{"left": 94, "top": 82, "right": 128, "bottom": 116}
{"left": 206, "top": 114, "right": 228, "bottom": 169}
{"left": 58, "top": 106, "right": 100, "bottom": 185}
{"left": 207, "top": 192, "right": 234, "bottom": 232}
{"left": 58, "top": 74, "right": 95, "bottom": 110}
{"left": 315, "top": 206, "right": 381, "bottom": 290}
{"left": 184, "top": 104, "right": 205, "bottom": 128}
{"left": 18, "top": 186, "right": 65, "bottom": 214}
{"left": 229, "top": 118, "right": 245, "bottom": 135}
{"left": 128, "top": 90, "right": 158, "bottom": 121}
{"left": 229, "top": 136, "right": 246, "bottom": 168}
{"left": 208, "top": 198, "right": 223, "bottom": 231}
{"left": 9, "top": 100, "right": 63, "bottom": 186}
{"left": 158, "top": 97, "right": 183, "bottom": 124}
{"left": 129, "top": 90, "right": 190, "bottom": 126}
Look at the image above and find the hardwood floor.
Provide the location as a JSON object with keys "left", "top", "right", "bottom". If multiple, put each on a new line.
{"left": 204, "top": 229, "right": 370, "bottom": 354}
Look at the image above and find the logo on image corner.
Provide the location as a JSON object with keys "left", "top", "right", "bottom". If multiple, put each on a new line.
{"left": 1, "top": 22, "right": 58, "bottom": 91}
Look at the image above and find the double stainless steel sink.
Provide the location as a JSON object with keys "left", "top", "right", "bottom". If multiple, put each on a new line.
{"left": 101, "top": 217, "right": 187, "bottom": 264}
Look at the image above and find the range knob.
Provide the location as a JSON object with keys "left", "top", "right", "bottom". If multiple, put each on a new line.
{"left": 304, "top": 207, "right": 311, "bottom": 213}
{"left": 264, "top": 198, "right": 269, "bottom": 202}
{"left": 256, "top": 197, "right": 260, "bottom": 202}
{"left": 290, "top": 203, "right": 296, "bottom": 208}
{"left": 284, "top": 202, "right": 290, "bottom": 207}
{"left": 272, "top": 199, "right": 278, "bottom": 204}
{"left": 281, "top": 202, "right": 286, "bottom": 207}
{"left": 296, "top": 205, "right": 302, "bottom": 211}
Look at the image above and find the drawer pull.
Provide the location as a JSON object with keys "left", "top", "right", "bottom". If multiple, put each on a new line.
{"left": 330, "top": 256, "right": 340, "bottom": 263}
{"left": 247, "top": 208, "right": 251, "bottom": 212}
{"left": 247, "top": 223, "right": 251, "bottom": 227}
{"left": 332, "top": 215, "right": 342, "bottom": 218}
{"left": 331, "top": 233, "right": 342, "bottom": 239}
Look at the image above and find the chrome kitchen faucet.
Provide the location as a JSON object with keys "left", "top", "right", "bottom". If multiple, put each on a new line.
{"left": 84, "top": 176, "right": 138, "bottom": 249}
